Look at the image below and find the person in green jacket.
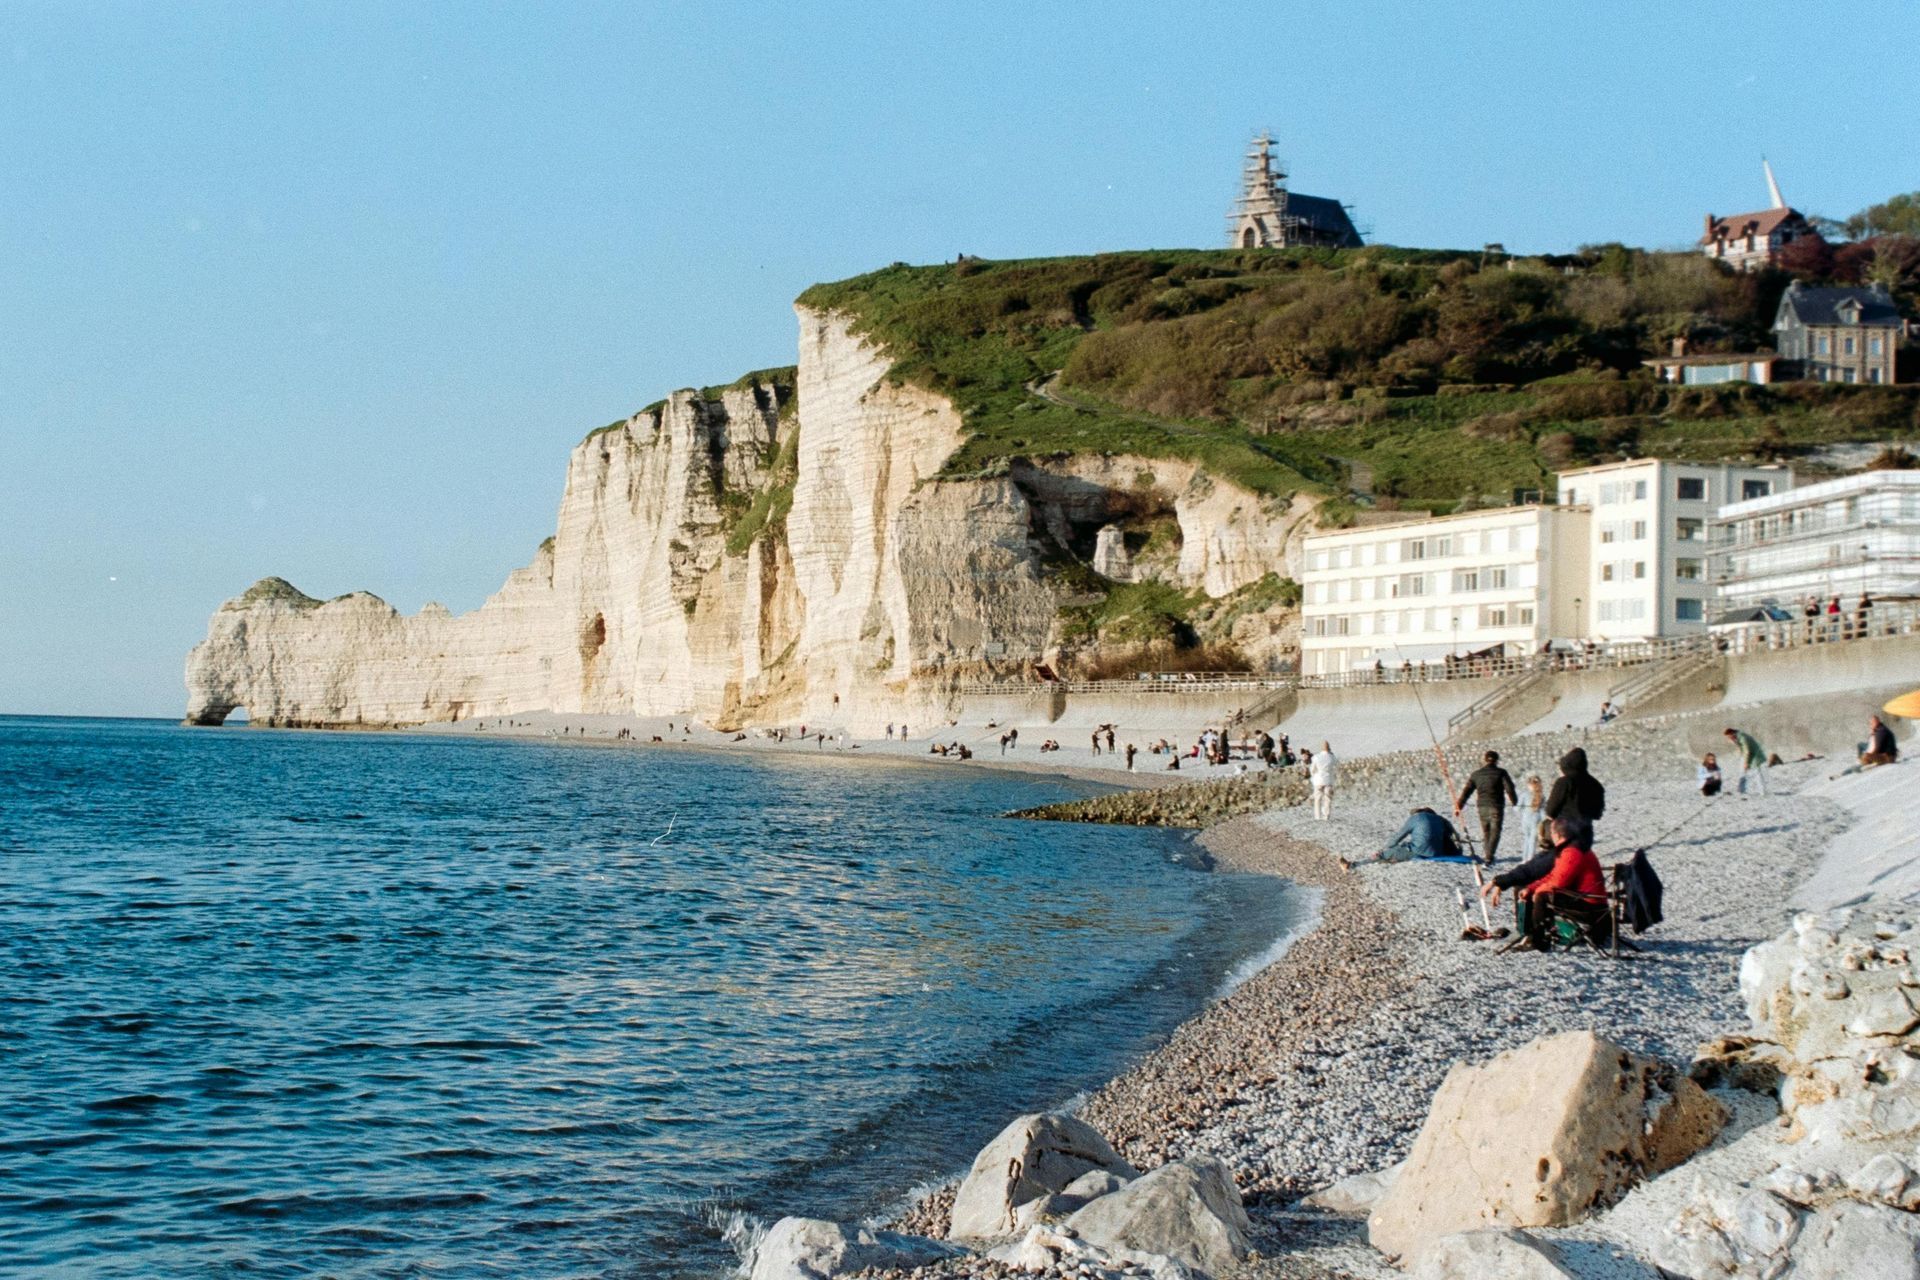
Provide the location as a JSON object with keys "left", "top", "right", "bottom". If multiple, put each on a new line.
{"left": 1724, "top": 726, "right": 1769, "bottom": 795}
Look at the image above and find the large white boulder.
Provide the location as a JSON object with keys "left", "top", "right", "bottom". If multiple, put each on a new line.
{"left": 947, "top": 1112, "right": 1137, "bottom": 1241}
{"left": 1789, "top": 1200, "right": 1920, "bottom": 1279}
{"left": 1062, "top": 1155, "right": 1250, "bottom": 1278}
{"left": 747, "top": 1217, "right": 960, "bottom": 1280}
{"left": 1406, "top": 1228, "right": 1576, "bottom": 1280}
{"left": 1367, "top": 1031, "right": 1726, "bottom": 1261}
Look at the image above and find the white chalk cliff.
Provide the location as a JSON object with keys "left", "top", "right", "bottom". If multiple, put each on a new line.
{"left": 186, "top": 308, "right": 1312, "bottom": 731}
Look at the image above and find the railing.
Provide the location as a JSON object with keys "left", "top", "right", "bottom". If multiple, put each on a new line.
{"left": 951, "top": 600, "right": 1920, "bottom": 702}
{"left": 1446, "top": 668, "right": 1550, "bottom": 735}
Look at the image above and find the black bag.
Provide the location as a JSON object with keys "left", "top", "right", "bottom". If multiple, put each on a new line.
{"left": 1618, "top": 849, "right": 1664, "bottom": 935}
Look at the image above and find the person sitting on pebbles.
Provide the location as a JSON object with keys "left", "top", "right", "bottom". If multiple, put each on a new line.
{"left": 1339, "top": 807, "right": 1464, "bottom": 871}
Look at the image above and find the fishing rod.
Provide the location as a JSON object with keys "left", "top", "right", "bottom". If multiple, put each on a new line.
{"left": 1384, "top": 639, "right": 1480, "bottom": 862}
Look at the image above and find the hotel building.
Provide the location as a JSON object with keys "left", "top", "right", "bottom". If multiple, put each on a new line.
{"left": 1555, "top": 460, "right": 1791, "bottom": 639}
{"left": 1708, "top": 470, "right": 1920, "bottom": 610}
{"left": 1298, "top": 504, "right": 1591, "bottom": 677}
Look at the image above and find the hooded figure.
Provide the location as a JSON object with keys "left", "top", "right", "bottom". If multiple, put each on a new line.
{"left": 1544, "top": 747, "right": 1605, "bottom": 825}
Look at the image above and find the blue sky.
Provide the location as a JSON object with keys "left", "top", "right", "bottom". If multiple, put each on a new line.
{"left": 4, "top": 1, "right": 1914, "bottom": 716}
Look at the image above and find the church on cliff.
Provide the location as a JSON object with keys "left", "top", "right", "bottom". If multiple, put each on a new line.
{"left": 1227, "top": 132, "right": 1363, "bottom": 250}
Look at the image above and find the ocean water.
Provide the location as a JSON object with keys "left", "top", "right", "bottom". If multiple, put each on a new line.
{"left": 0, "top": 717, "right": 1302, "bottom": 1278}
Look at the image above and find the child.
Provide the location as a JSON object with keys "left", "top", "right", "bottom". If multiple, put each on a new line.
{"left": 1516, "top": 775, "right": 1546, "bottom": 862}
{"left": 1698, "top": 751, "right": 1723, "bottom": 797}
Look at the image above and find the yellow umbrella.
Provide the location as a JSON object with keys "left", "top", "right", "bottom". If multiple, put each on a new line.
{"left": 1882, "top": 689, "right": 1920, "bottom": 719}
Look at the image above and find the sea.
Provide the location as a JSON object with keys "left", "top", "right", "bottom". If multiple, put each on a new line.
{"left": 0, "top": 716, "right": 1304, "bottom": 1278}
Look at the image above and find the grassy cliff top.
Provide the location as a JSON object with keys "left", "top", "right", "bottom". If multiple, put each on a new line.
{"left": 237, "top": 577, "right": 321, "bottom": 608}
{"left": 798, "top": 247, "right": 1917, "bottom": 512}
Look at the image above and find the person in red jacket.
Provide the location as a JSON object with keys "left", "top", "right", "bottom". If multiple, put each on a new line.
{"left": 1515, "top": 817, "right": 1609, "bottom": 950}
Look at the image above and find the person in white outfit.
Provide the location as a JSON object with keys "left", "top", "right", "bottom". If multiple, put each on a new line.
{"left": 1309, "top": 741, "right": 1338, "bottom": 820}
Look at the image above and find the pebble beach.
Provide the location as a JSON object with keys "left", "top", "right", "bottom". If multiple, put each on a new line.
{"left": 858, "top": 717, "right": 1862, "bottom": 1277}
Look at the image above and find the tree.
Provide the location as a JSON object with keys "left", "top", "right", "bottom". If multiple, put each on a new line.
{"left": 1776, "top": 233, "right": 1835, "bottom": 279}
{"left": 1845, "top": 192, "right": 1920, "bottom": 241}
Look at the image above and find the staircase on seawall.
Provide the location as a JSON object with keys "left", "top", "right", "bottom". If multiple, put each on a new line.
{"left": 1605, "top": 641, "right": 1720, "bottom": 717}
{"left": 1445, "top": 667, "right": 1551, "bottom": 743}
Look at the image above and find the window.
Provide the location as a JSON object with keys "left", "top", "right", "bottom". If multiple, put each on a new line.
{"left": 1431, "top": 536, "right": 1452, "bottom": 558}
{"left": 1742, "top": 480, "right": 1772, "bottom": 500}
{"left": 1453, "top": 570, "right": 1480, "bottom": 592}
{"left": 1676, "top": 558, "right": 1702, "bottom": 581}
{"left": 1631, "top": 520, "right": 1648, "bottom": 540}
{"left": 1677, "top": 477, "right": 1706, "bottom": 501}
{"left": 1400, "top": 573, "right": 1429, "bottom": 597}
{"left": 1675, "top": 598, "right": 1704, "bottom": 623}
{"left": 1634, "top": 561, "right": 1647, "bottom": 580}
{"left": 1403, "top": 539, "right": 1425, "bottom": 561}
{"left": 1599, "top": 481, "right": 1621, "bottom": 505}
{"left": 1488, "top": 567, "right": 1509, "bottom": 589}
{"left": 1634, "top": 480, "right": 1648, "bottom": 500}
{"left": 1482, "top": 605, "right": 1508, "bottom": 627}
{"left": 1872, "top": 337, "right": 1885, "bottom": 356}
{"left": 1871, "top": 367, "right": 1885, "bottom": 385}
{"left": 1517, "top": 605, "right": 1536, "bottom": 625}
{"left": 1844, "top": 368, "right": 1858, "bottom": 384}
{"left": 1601, "top": 564, "right": 1614, "bottom": 582}
{"left": 1819, "top": 335, "right": 1831, "bottom": 355}
{"left": 1844, "top": 337, "right": 1856, "bottom": 356}
{"left": 1676, "top": 518, "right": 1704, "bottom": 541}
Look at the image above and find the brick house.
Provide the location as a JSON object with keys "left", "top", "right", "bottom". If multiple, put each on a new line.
{"left": 1772, "top": 282, "right": 1904, "bottom": 385}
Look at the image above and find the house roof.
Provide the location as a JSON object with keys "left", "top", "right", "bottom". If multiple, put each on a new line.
{"left": 1776, "top": 284, "right": 1904, "bottom": 329}
{"left": 1643, "top": 353, "right": 1779, "bottom": 367}
{"left": 1701, "top": 207, "right": 1805, "bottom": 244}
{"left": 1283, "top": 192, "right": 1363, "bottom": 246}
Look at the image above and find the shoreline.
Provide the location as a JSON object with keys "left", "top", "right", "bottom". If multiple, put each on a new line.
{"left": 861, "top": 723, "right": 1856, "bottom": 1277}
{"left": 170, "top": 707, "right": 1861, "bottom": 1276}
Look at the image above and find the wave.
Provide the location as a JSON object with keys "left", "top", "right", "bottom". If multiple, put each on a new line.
{"left": 1212, "top": 884, "right": 1325, "bottom": 999}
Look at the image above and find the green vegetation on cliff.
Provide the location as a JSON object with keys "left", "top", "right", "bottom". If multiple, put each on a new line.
{"left": 800, "top": 248, "right": 1918, "bottom": 513}
{"left": 237, "top": 577, "right": 321, "bottom": 609}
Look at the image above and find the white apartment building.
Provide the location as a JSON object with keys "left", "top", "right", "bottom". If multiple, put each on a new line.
{"left": 1555, "top": 460, "right": 1792, "bottom": 640}
{"left": 1708, "top": 470, "right": 1920, "bottom": 610}
{"left": 1299, "top": 504, "right": 1592, "bottom": 677}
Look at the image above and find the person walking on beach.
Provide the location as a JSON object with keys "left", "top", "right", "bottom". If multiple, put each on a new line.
{"left": 1724, "top": 727, "right": 1769, "bottom": 795}
{"left": 1105, "top": 726, "right": 1115, "bottom": 753}
{"left": 1309, "top": 742, "right": 1338, "bottom": 820}
{"left": 886, "top": 723, "right": 894, "bottom": 740}
{"left": 1124, "top": 742, "right": 1137, "bottom": 771}
{"left": 1543, "top": 746, "right": 1605, "bottom": 828}
{"left": 1455, "top": 749, "right": 1517, "bottom": 864}
{"left": 1090, "top": 731, "right": 1101, "bottom": 757}
{"left": 1515, "top": 775, "right": 1546, "bottom": 862}
{"left": 999, "top": 732, "right": 1010, "bottom": 756}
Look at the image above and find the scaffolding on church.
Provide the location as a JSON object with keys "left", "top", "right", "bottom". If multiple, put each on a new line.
{"left": 1226, "top": 132, "right": 1363, "bottom": 251}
